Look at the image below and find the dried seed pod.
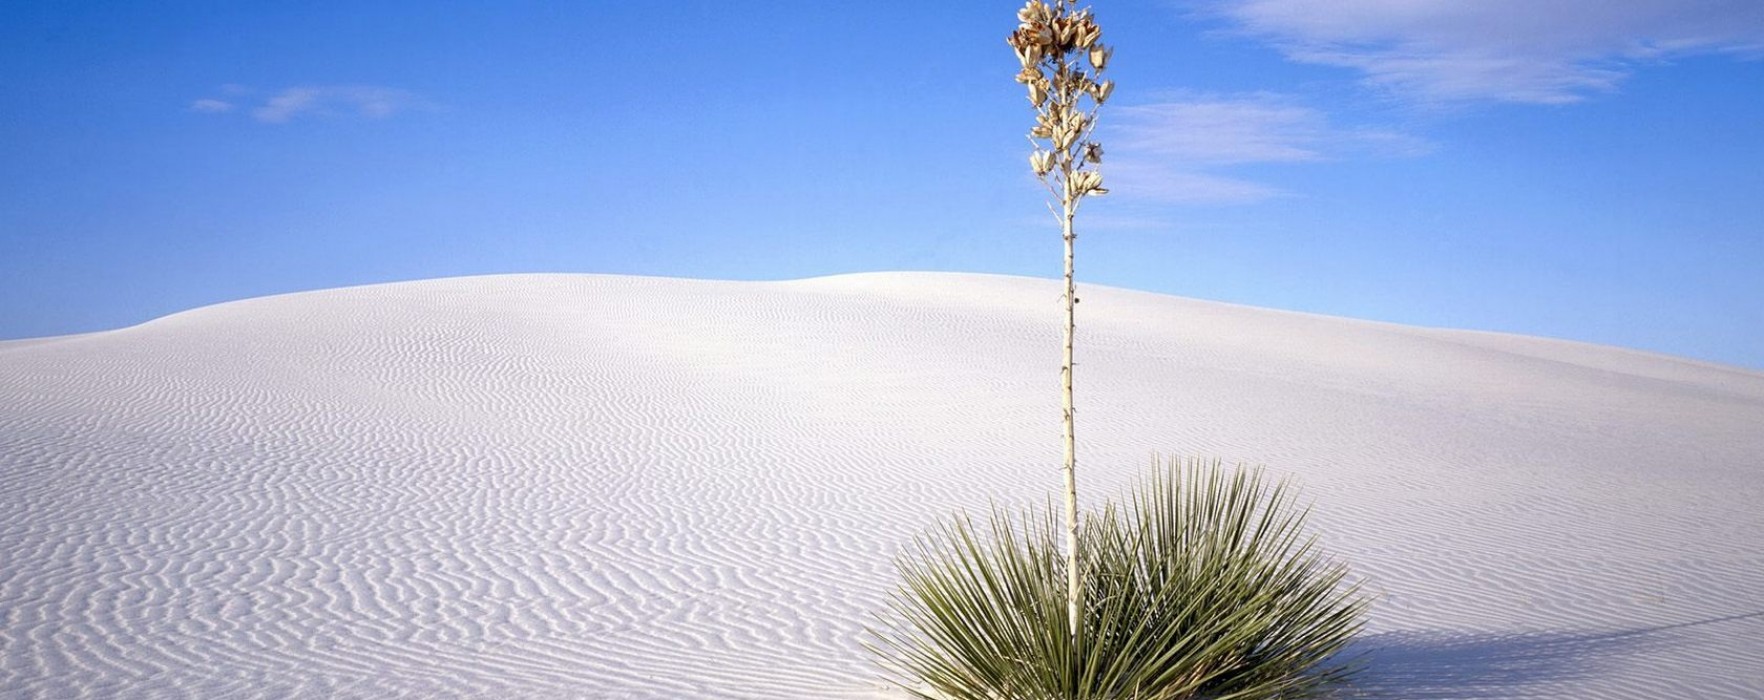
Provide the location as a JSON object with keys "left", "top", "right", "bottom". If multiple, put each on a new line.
{"left": 1076, "top": 19, "right": 1101, "bottom": 49}
{"left": 1088, "top": 45, "right": 1111, "bottom": 72}
{"left": 1083, "top": 142, "right": 1103, "bottom": 164}
{"left": 1010, "top": 30, "right": 1044, "bottom": 68}
{"left": 1091, "top": 79, "right": 1114, "bottom": 103}
{"left": 1054, "top": 126, "right": 1077, "bottom": 151}
{"left": 1074, "top": 170, "right": 1105, "bottom": 196}
{"left": 1064, "top": 170, "right": 1090, "bottom": 197}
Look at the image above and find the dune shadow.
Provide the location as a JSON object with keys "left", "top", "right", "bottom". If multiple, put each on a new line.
{"left": 1340, "top": 611, "right": 1764, "bottom": 699}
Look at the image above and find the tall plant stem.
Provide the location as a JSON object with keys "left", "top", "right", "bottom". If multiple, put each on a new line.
{"left": 1061, "top": 201, "right": 1080, "bottom": 645}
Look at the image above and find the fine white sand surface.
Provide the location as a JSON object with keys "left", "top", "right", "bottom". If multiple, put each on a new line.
{"left": 2, "top": 272, "right": 1761, "bottom": 698}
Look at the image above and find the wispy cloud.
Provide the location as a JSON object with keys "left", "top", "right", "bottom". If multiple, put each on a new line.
{"left": 1104, "top": 161, "right": 1283, "bottom": 205}
{"left": 190, "top": 85, "right": 429, "bottom": 123}
{"left": 1196, "top": 0, "right": 1764, "bottom": 104}
{"left": 188, "top": 98, "right": 234, "bottom": 113}
{"left": 252, "top": 86, "right": 424, "bottom": 123}
{"left": 1103, "top": 94, "right": 1429, "bottom": 204}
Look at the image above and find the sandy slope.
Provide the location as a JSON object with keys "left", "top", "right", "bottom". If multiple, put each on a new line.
{"left": 2, "top": 272, "right": 1760, "bottom": 699}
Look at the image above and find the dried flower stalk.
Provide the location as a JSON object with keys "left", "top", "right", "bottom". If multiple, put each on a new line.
{"left": 1008, "top": 0, "right": 1111, "bottom": 646}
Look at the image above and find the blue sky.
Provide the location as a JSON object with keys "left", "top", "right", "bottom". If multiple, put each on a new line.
{"left": 3, "top": 1, "right": 1761, "bottom": 369}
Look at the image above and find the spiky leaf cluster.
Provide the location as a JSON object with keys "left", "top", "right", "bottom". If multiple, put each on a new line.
{"left": 869, "top": 459, "right": 1367, "bottom": 699}
{"left": 1009, "top": 0, "right": 1113, "bottom": 205}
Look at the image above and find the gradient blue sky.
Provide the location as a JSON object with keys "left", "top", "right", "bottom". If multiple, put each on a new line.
{"left": 4, "top": 1, "right": 1762, "bottom": 368}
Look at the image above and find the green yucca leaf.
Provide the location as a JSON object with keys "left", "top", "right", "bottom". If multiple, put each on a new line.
{"left": 869, "top": 457, "right": 1367, "bottom": 699}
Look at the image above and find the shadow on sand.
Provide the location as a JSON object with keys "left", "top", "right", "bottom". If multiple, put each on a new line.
{"left": 1343, "top": 611, "right": 1764, "bottom": 699}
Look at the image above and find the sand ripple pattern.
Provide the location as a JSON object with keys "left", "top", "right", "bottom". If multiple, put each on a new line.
{"left": 2, "top": 272, "right": 1762, "bottom": 698}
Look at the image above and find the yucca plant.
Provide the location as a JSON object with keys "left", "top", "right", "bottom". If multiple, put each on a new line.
{"left": 870, "top": 458, "right": 1366, "bottom": 699}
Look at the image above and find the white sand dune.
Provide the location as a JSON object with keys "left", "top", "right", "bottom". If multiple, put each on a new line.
{"left": 2, "top": 271, "right": 1761, "bottom": 698}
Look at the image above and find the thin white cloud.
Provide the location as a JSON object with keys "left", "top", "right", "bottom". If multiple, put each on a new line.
{"left": 1103, "top": 94, "right": 1429, "bottom": 204}
{"left": 1117, "top": 98, "right": 1327, "bottom": 165}
{"left": 189, "top": 98, "right": 234, "bottom": 113}
{"left": 1076, "top": 212, "right": 1195, "bottom": 231}
{"left": 253, "top": 88, "right": 322, "bottom": 123}
{"left": 190, "top": 85, "right": 428, "bottom": 123}
{"left": 1105, "top": 160, "right": 1284, "bottom": 205}
{"left": 1197, "top": 0, "right": 1764, "bottom": 104}
{"left": 253, "top": 86, "right": 423, "bottom": 123}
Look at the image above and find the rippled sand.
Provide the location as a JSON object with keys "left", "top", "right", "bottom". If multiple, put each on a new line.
{"left": 3, "top": 272, "right": 1761, "bottom": 698}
